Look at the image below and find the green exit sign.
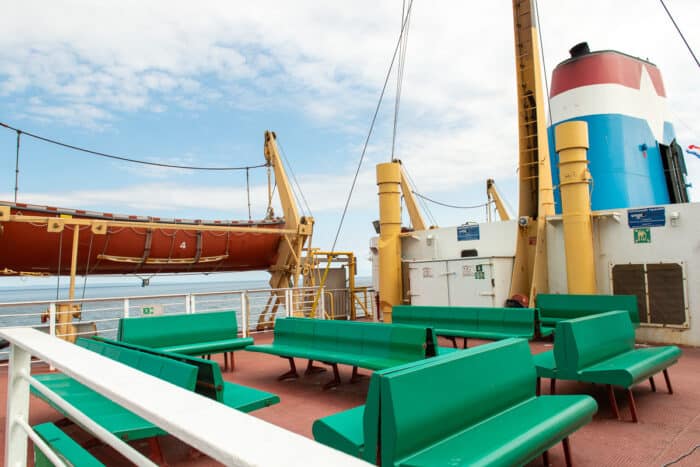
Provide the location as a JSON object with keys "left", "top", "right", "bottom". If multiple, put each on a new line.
{"left": 634, "top": 228, "right": 651, "bottom": 244}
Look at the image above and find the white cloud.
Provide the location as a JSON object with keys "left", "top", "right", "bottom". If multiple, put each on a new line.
{"left": 1, "top": 0, "right": 698, "bottom": 232}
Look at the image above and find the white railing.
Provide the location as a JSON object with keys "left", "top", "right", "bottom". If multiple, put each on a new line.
{"left": 0, "top": 285, "right": 379, "bottom": 363}
{"left": 1, "top": 327, "right": 368, "bottom": 466}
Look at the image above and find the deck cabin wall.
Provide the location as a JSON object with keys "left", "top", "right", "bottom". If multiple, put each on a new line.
{"left": 546, "top": 201, "right": 700, "bottom": 346}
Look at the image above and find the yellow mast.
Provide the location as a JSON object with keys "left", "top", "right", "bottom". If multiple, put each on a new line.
{"left": 508, "top": 0, "right": 555, "bottom": 305}
{"left": 376, "top": 162, "right": 403, "bottom": 323}
{"left": 399, "top": 165, "right": 428, "bottom": 231}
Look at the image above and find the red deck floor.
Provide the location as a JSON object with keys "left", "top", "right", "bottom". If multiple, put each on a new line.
{"left": 1, "top": 333, "right": 699, "bottom": 466}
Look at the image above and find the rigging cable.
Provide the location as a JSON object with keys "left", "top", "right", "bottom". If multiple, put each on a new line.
{"left": 245, "top": 168, "right": 252, "bottom": 220}
{"left": 329, "top": 0, "right": 415, "bottom": 253}
{"left": 659, "top": 0, "right": 700, "bottom": 69}
{"left": 413, "top": 191, "right": 489, "bottom": 210}
{"left": 278, "top": 139, "right": 313, "bottom": 217}
{"left": 14, "top": 130, "right": 21, "bottom": 203}
{"left": 391, "top": 0, "right": 412, "bottom": 160}
{"left": 0, "top": 122, "right": 266, "bottom": 171}
{"left": 534, "top": 0, "right": 553, "bottom": 124}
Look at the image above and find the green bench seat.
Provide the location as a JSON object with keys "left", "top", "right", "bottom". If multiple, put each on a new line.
{"left": 33, "top": 422, "right": 104, "bottom": 467}
{"left": 32, "top": 338, "right": 199, "bottom": 452}
{"left": 393, "top": 305, "right": 550, "bottom": 348}
{"left": 93, "top": 336, "right": 279, "bottom": 412}
{"left": 536, "top": 293, "right": 640, "bottom": 334}
{"left": 118, "top": 310, "right": 253, "bottom": 370}
{"left": 533, "top": 310, "right": 681, "bottom": 422}
{"left": 314, "top": 338, "right": 597, "bottom": 466}
{"left": 246, "top": 317, "right": 437, "bottom": 389}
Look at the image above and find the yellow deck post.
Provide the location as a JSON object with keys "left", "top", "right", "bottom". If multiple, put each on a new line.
{"left": 555, "top": 121, "right": 597, "bottom": 294}
{"left": 376, "top": 162, "right": 403, "bottom": 323}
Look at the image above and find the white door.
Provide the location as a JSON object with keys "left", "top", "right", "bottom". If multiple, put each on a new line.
{"left": 446, "top": 259, "right": 496, "bottom": 307}
{"left": 407, "top": 261, "right": 449, "bottom": 306}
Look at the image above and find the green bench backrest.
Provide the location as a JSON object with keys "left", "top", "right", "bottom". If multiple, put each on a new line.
{"left": 118, "top": 310, "right": 240, "bottom": 347}
{"left": 379, "top": 339, "right": 535, "bottom": 465}
{"left": 274, "top": 318, "right": 431, "bottom": 361}
{"left": 76, "top": 338, "right": 198, "bottom": 390}
{"left": 393, "top": 306, "right": 536, "bottom": 334}
{"left": 537, "top": 294, "right": 639, "bottom": 325}
{"left": 92, "top": 337, "right": 225, "bottom": 401}
{"left": 34, "top": 422, "right": 105, "bottom": 467}
{"left": 553, "top": 311, "right": 635, "bottom": 373}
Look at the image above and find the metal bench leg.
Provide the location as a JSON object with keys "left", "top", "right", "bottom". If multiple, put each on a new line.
{"left": 463, "top": 337, "right": 468, "bottom": 349}
{"left": 230, "top": 352, "right": 235, "bottom": 371}
{"left": 550, "top": 378, "right": 556, "bottom": 395}
{"left": 323, "top": 363, "right": 341, "bottom": 390}
{"left": 536, "top": 377, "right": 541, "bottom": 396}
{"left": 305, "top": 360, "right": 327, "bottom": 375}
{"left": 607, "top": 385, "right": 620, "bottom": 420}
{"left": 278, "top": 357, "right": 299, "bottom": 381}
{"left": 448, "top": 336, "right": 458, "bottom": 348}
{"left": 224, "top": 352, "right": 229, "bottom": 372}
{"left": 350, "top": 366, "right": 366, "bottom": 384}
{"left": 148, "top": 437, "right": 166, "bottom": 466}
{"left": 562, "top": 437, "right": 573, "bottom": 467}
{"left": 663, "top": 369, "right": 674, "bottom": 394}
{"left": 649, "top": 376, "right": 656, "bottom": 392}
{"left": 542, "top": 449, "right": 550, "bottom": 466}
{"left": 626, "top": 388, "right": 639, "bottom": 423}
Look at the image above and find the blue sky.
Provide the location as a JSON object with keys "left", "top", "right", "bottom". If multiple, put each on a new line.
{"left": 1, "top": 1, "right": 698, "bottom": 288}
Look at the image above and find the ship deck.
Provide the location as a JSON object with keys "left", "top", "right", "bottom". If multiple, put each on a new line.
{"left": 2, "top": 333, "right": 699, "bottom": 466}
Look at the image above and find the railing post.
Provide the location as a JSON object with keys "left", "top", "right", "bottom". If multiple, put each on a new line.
{"left": 190, "top": 295, "right": 197, "bottom": 314}
{"left": 319, "top": 287, "right": 326, "bottom": 320}
{"left": 185, "top": 294, "right": 192, "bottom": 314}
{"left": 241, "top": 292, "right": 249, "bottom": 338}
{"left": 123, "top": 298, "right": 130, "bottom": 318}
{"left": 48, "top": 302, "right": 56, "bottom": 338}
{"left": 285, "top": 289, "right": 292, "bottom": 317}
{"left": 5, "top": 344, "right": 31, "bottom": 466}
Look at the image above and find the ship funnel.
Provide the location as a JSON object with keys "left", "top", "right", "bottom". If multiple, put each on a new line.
{"left": 569, "top": 42, "right": 590, "bottom": 58}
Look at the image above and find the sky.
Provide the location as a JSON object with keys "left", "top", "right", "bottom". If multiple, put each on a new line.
{"left": 0, "top": 0, "right": 698, "bottom": 288}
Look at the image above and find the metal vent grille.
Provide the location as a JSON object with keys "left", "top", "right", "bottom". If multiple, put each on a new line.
{"left": 612, "top": 263, "right": 687, "bottom": 327}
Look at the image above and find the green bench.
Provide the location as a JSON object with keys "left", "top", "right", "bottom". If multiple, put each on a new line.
{"left": 33, "top": 422, "right": 104, "bottom": 467}
{"left": 246, "top": 317, "right": 437, "bottom": 389}
{"left": 533, "top": 310, "right": 681, "bottom": 423}
{"left": 392, "top": 305, "right": 549, "bottom": 348}
{"left": 536, "top": 293, "right": 640, "bottom": 335}
{"left": 92, "top": 336, "right": 280, "bottom": 411}
{"left": 118, "top": 310, "right": 253, "bottom": 371}
{"left": 32, "top": 338, "right": 279, "bottom": 461}
{"left": 314, "top": 338, "right": 597, "bottom": 466}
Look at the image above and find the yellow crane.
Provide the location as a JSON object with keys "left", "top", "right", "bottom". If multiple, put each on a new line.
{"left": 508, "top": 0, "right": 555, "bottom": 306}
{"left": 486, "top": 179, "right": 511, "bottom": 222}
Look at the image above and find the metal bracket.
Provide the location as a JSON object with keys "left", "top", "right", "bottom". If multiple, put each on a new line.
{"left": 47, "top": 219, "right": 64, "bottom": 233}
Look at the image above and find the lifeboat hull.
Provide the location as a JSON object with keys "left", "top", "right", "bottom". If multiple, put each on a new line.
{"left": 0, "top": 202, "right": 284, "bottom": 275}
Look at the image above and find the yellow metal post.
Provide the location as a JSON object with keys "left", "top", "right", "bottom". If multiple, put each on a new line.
{"left": 555, "top": 121, "right": 597, "bottom": 294}
{"left": 58, "top": 226, "right": 80, "bottom": 343}
{"left": 376, "top": 162, "right": 403, "bottom": 323}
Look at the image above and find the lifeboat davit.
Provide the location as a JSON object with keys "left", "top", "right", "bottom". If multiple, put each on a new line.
{"left": 0, "top": 201, "right": 285, "bottom": 276}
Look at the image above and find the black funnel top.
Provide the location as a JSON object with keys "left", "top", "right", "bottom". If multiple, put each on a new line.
{"left": 569, "top": 42, "right": 591, "bottom": 58}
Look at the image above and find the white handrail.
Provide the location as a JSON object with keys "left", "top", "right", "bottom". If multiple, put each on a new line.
{"left": 1, "top": 328, "right": 368, "bottom": 466}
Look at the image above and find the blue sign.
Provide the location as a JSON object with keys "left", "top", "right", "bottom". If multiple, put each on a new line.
{"left": 457, "top": 224, "right": 480, "bottom": 241}
{"left": 628, "top": 207, "right": 665, "bottom": 228}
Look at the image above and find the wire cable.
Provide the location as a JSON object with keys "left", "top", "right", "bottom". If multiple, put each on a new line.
{"left": 659, "top": 0, "right": 700, "bottom": 69}
{"left": 0, "top": 122, "right": 266, "bottom": 171}
{"left": 391, "top": 0, "right": 412, "bottom": 160}
{"left": 278, "top": 139, "right": 313, "bottom": 217}
{"left": 534, "top": 0, "right": 553, "bottom": 124}
{"left": 330, "top": 0, "right": 415, "bottom": 253}
{"left": 413, "top": 191, "right": 489, "bottom": 210}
